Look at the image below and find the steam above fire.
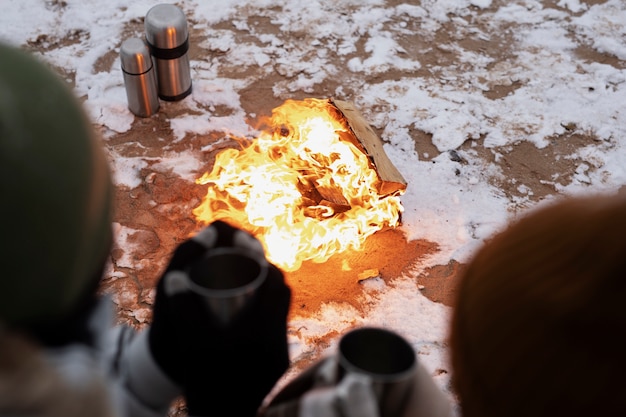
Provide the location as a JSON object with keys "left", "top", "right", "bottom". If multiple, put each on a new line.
{"left": 193, "top": 98, "right": 404, "bottom": 272}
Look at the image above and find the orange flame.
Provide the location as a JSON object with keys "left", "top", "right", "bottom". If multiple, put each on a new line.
{"left": 193, "top": 98, "right": 404, "bottom": 271}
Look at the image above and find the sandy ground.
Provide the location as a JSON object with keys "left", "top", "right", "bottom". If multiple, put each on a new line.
{"left": 21, "top": 0, "right": 625, "bottom": 414}
{"left": 79, "top": 4, "right": 491, "bottom": 321}
{"left": 20, "top": 0, "right": 622, "bottom": 312}
{"left": 77, "top": 0, "right": 624, "bottom": 321}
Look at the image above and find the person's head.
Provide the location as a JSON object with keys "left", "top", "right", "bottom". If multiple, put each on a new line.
{"left": 0, "top": 43, "right": 113, "bottom": 341}
{"left": 450, "top": 192, "right": 626, "bottom": 417}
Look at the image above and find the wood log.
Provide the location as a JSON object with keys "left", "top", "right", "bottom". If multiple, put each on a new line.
{"left": 330, "top": 99, "right": 407, "bottom": 196}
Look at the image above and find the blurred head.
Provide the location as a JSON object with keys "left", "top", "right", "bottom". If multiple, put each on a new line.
{"left": 450, "top": 192, "right": 626, "bottom": 417}
{"left": 0, "top": 43, "right": 113, "bottom": 329}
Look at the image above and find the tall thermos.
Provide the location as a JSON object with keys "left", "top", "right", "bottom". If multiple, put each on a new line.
{"left": 120, "top": 37, "right": 160, "bottom": 117}
{"left": 145, "top": 4, "right": 192, "bottom": 101}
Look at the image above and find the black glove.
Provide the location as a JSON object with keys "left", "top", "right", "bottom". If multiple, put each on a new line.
{"left": 148, "top": 221, "right": 292, "bottom": 416}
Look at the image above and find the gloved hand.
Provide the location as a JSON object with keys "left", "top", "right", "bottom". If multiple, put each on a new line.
{"left": 260, "top": 357, "right": 380, "bottom": 417}
{"left": 148, "top": 220, "right": 292, "bottom": 417}
{"left": 260, "top": 354, "right": 454, "bottom": 417}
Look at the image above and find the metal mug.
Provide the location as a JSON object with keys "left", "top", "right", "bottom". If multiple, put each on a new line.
{"left": 187, "top": 246, "right": 268, "bottom": 325}
{"left": 337, "top": 327, "right": 417, "bottom": 416}
{"left": 144, "top": 3, "right": 192, "bottom": 101}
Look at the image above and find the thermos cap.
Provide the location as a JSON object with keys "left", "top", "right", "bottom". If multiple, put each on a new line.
{"left": 145, "top": 4, "right": 188, "bottom": 49}
{"left": 120, "top": 38, "right": 153, "bottom": 75}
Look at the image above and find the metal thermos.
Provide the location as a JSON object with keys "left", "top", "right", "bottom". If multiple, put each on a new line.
{"left": 120, "top": 37, "right": 159, "bottom": 117}
{"left": 145, "top": 4, "right": 192, "bottom": 101}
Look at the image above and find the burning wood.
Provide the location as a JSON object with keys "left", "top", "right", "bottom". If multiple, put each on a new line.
{"left": 193, "top": 98, "right": 406, "bottom": 272}
{"left": 303, "top": 99, "right": 407, "bottom": 207}
{"left": 330, "top": 99, "right": 407, "bottom": 196}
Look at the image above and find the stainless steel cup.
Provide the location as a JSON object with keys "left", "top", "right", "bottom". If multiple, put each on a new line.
{"left": 120, "top": 37, "right": 159, "bottom": 117}
{"left": 187, "top": 247, "right": 268, "bottom": 325}
{"left": 338, "top": 327, "right": 417, "bottom": 417}
{"left": 144, "top": 3, "right": 192, "bottom": 101}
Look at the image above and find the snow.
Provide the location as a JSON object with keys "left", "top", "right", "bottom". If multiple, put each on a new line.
{"left": 2, "top": 0, "right": 626, "bottom": 411}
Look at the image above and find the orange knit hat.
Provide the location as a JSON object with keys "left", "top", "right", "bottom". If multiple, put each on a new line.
{"left": 450, "top": 192, "right": 626, "bottom": 417}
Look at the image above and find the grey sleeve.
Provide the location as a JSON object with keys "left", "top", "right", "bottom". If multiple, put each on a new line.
{"left": 103, "top": 325, "right": 182, "bottom": 417}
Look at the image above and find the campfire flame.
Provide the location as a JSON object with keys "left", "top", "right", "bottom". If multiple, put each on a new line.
{"left": 193, "top": 98, "right": 404, "bottom": 271}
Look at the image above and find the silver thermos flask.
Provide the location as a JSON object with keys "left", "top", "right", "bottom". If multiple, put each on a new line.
{"left": 145, "top": 4, "right": 192, "bottom": 101}
{"left": 120, "top": 37, "right": 160, "bottom": 117}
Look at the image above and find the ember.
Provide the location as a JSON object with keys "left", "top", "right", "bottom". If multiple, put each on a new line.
{"left": 193, "top": 98, "right": 405, "bottom": 272}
